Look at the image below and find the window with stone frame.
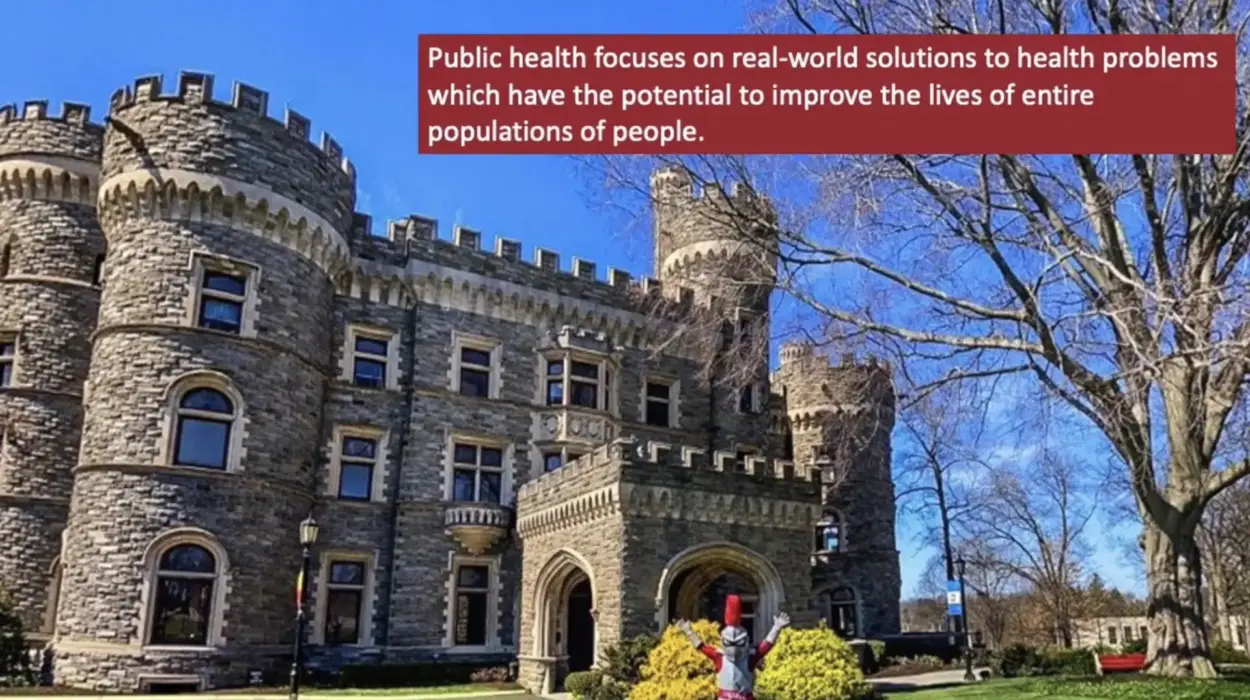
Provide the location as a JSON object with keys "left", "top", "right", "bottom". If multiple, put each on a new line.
{"left": 323, "top": 560, "right": 367, "bottom": 645}
{"left": 172, "top": 387, "right": 236, "bottom": 470}
{"left": 739, "top": 384, "right": 757, "bottom": 413}
{"left": 148, "top": 543, "right": 218, "bottom": 646}
{"left": 0, "top": 335, "right": 14, "bottom": 388}
{"left": 337, "top": 433, "right": 378, "bottom": 501}
{"left": 1107, "top": 626, "right": 1118, "bottom": 644}
{"left": 815, "top": 511, "right": 844, "bottom": 553}
{"left": 826, "top": 587, "right": 858, "bottom": 638}
{"left": 541, "top": 447, "right": 586, "bottom": 473}
{"left": 454, "top": 336, "right": 499, "bottom": 398}
{"left": 351, "top": 332, "right": 391, "bottom": 388}
{"left": 545, "top": 355, "right": 612, "bottom": 412}
{"left": 644, "top": 379, "right": 675, "bottom": 427}
{"left": 451, "top": 442, "right": 503, "bottom": 504}
{"left": 195, "top": 269, "right": 249, "bottom": 335}
{"left": 453, "top": 563, "right": 491, "bottom": 646}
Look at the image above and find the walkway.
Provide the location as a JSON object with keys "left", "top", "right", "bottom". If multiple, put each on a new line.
{"left": 868, "top": 667, "right": 992, "bottom": 693}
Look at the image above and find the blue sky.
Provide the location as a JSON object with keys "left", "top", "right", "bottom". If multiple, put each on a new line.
{"left": 0, "top": 0, "right": 1141, "bottom": 599}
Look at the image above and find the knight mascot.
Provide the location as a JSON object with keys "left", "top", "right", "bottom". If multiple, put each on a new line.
{"left": 676, "top": 595, "right": 790, "bottom": 700}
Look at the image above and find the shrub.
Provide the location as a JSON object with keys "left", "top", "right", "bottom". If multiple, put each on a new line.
{"left": 629, "top": 620, "right": 721, "bottom": 700}
{"left": 602, "top": 634, "right": 659, "bottom": 686}
{"left": 867, "top": 641, "right": 887, "bottom": 667}
{"left": 992, "top": 644, "right": 1047, "bottom": 677}
{"left": 0, "top": 589, "right": 30, "bottom": 686}
{"left": 1121, "top": 638, "right": 1148, "bottom": 654}
{"left": 1041, "top": 648, "right": 1096, "bottom": 676}
{"left": 566, "top": 670, "right": 604, "bottom": 699}
{"left": 755, "top": 625, "right": 869, "bottom": 700}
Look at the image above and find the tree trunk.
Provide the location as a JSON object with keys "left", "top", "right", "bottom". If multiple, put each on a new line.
{"left": 1144, "top": 520, "right": 1217, "bottom": 677}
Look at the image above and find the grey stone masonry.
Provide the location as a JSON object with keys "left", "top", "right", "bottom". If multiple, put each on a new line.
{"left": 0, "top": 101, "right": 104, "bottom": 637}
{"left": 0, "top": 72, "right": 900, "bottom": 693}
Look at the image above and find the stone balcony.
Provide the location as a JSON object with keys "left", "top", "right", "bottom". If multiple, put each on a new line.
{"left": 534, "top": 406, "right": 619, "bottom": 447}
{"left": 444, "top": 503, "right": 512, "bottom": 554}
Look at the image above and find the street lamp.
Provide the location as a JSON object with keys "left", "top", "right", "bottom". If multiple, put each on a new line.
{"left": 954, "top": 556, "right": 975, "bottom": 682}
{"left": 289, "top": 514, "right": 319, "bottom": 700}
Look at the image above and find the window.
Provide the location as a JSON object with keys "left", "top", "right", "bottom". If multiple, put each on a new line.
{"left": 1140, "top": 626, "right": 1148, "bottom": 642}
{"left": 1107, "top": 626, "right": 1117, "bottom": 644}
{"left": 173, "top": 388, "right": 235, "bottom": 470}
{"left": 149, "top": 544, "right": 217, "bottom": 646}
{"left": 739, "top": 384, "right": 755, "bottom": 413}
{"left": 93, "top": 254, "right": 105, "bottom": 285}
{"left": 352, "top": 334, "right": 389, "bottom": 388}
{"left": 323, "top": 561, "right": 366, "bottom": 645}
{"left": 815, "top": 512, "right": 843, "bottom": 553}
{"left": 453, "top": 564, "right": 490, "bottom": 646}
{"left": 782, "top": 428, "right": 794, "bottom": 460}
{"left": 545, "top": 356, "right": 610, "bottom": 411}
{"left": 338, "top": 435, "right": 377, "bottom": 501}
{"left": 1237, "top": 626, "right": 1246, "bottom": 646}
{"left": 196, "top": 270, "right": 248, "bottom": 334}
{"left": 1123, "top": 626, "right": 1133, "bottom": 642}
{"left": 541, "top": 448, "right": 586, "bottom": 473}
{"left": 0, "top": 243, "right": 9, "bottom": 278}
{"left": 451, "top": 443, "right": 503, "bottom": 504}
{"left": 644, "top": 381, "right": 673, "bottom": 427}
{"left": 453, "top": 336, "right": 498, "bottom": 398}
{"left": 826, "top": 587, "right": 857, "bottom": 638}
{"left": 0, "top": 338, "right": 13, "bottom": 388}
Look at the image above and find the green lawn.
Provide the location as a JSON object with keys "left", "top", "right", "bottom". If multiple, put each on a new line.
{"left": 0, "top": 684, "right": 527, "bottom": 698}
{"left": 883, "top": 675, "right": 1250, "bottom": 700}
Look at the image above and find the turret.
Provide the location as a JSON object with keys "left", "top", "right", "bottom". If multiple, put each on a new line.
{"left": 54, "top": 72, "right": 354, "bottom": 690}
{"left": 650, "top": 166, "right": 780, "bottom": 454}
{"left": 0, "top": 100, "right": 105, "bottom": 637}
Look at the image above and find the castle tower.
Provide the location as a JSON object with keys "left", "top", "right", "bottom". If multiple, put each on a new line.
{"left": 775, "top": 342, "right": 901, "bottom": 637}
{"left": 53, "top": 73, "right": 355, "bottom": 690}
{"left": 0, "top": 102, "right": 105, "bottom": 637}
{"left": 650, "top": 166, "right": 778, "bottom": 454}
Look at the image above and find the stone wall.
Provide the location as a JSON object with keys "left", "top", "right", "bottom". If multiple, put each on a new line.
{"left": 0, "top": 102, "right": 104, "bottom": 635}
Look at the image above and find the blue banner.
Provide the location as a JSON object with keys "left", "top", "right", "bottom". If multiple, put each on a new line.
{"left": 946, "top": 580, "right": 963, "bottom": 617}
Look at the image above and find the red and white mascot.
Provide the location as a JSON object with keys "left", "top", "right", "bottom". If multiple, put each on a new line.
{"left": 676, "top": 596, "right": 790, "bottom": 700}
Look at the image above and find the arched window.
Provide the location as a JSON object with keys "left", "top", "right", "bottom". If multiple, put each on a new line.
{"left": 149, "top": 544, "right": 218, "bottom": 646}
{"left": 173, "top": 388, "right": 235, "bottom": 470}
{"left": 826, "top": 587, "right": 858, "bottom": 638}
{"left": 814, "top": 511, "right": 844, "bottom": 553}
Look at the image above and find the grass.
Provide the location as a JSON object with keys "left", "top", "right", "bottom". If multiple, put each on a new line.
{"left": 882, "top": 674, "right": 1250, "bottom": 700}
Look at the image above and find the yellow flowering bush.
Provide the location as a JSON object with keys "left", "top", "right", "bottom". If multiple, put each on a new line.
{"left": 756, "top": 624, "right": 869, "bottom": 700}
{"left": 629, "top": 619, "right": 721, "bottom": 700}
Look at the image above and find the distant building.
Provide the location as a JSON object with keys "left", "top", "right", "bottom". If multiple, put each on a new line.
{"left": 1072, "top": 615, "right": 1249, "bottom": 651}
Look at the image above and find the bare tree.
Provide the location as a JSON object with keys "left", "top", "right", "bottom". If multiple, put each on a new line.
{"left": 591, "top": 0, "right": 1250, "bottom": 674}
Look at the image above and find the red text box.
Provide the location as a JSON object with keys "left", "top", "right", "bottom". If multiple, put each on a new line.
{"left": 417, "top": 34, "right": 1235, "bottom": 155}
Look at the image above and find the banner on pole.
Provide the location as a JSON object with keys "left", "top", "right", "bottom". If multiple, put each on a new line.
{"left": 946, "top": 580, "right": 963, "bottom": 617}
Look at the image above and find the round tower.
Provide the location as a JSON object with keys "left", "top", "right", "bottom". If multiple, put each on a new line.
{"left": 650, "top": 166, "right": 778, "bottom": 453}
{"left": 53, "top": 73, "right": 354, "bottom": 690}
{"left": 775, "top": 341, "right": 901, "bottom": 637}
{"left": 0, "top": 100, "right": 104, "bottom": 638}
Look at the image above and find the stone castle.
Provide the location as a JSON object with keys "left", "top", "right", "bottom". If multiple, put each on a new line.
{"left": 0, "top": 72, "right": 900, "bottom": 694}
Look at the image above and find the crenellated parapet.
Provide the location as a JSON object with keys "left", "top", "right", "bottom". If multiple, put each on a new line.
{"left": 777, "top": 341, "right": 894, "bottom": 429}
{"left": 96, "top": 72, "right": 357, "bottom": 277}
{"left": 516, "top": 436, "right": 820, "bottom": 539}
{"left": 0, "top": 101, "right": 103, "bottom": 207}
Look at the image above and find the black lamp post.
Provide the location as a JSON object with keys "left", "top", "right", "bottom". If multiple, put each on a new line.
{"left": 288, "top": 514, "right": 319, "bottom": 700}
{"left": 955, "top": 556, "right": 975, "bottom": 682}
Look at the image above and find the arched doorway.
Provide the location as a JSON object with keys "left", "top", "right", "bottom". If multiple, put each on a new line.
{"left": 655, "top": 542, "right": 785, "bottom": 643}
{"left": 530, "top": 550, "right": 598, "bottom": 695}
{"left": 566, "top": 579, "right": 594, "bottom": 673}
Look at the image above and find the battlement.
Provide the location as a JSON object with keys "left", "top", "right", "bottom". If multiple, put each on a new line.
{"left": 106, "top": 72, "right": 354, "bottom": 183}
{"left": 348, "top": 211, "right": 748, "bottom": 319}
{"left": 649, "top": 164, "right": 776, "bottom": 220}
{"left": 517, "top": 436, "right": 811, "bottom": 501}
{"left": 0, "top": 101, "right": 99, "bottom": 129}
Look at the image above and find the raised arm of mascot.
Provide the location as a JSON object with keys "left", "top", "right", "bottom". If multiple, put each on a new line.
{"left": 675, "top": 595, "right": 791, "bottom": 700}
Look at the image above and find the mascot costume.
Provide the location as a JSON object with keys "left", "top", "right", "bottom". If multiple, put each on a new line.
{"left": 676, "top": 595, "right": 790, "bottom": 700}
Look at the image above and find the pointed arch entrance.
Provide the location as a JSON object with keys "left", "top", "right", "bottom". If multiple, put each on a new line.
{"left": 654, "top": 542, "right": 785, "bottom": 643}
{"left": 531, "top": 549, "right": 597, "bottom": 694}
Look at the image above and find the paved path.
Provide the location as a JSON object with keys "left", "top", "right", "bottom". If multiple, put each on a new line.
{"left": 867, "top": 667, "right": 991, "bottom": 693}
